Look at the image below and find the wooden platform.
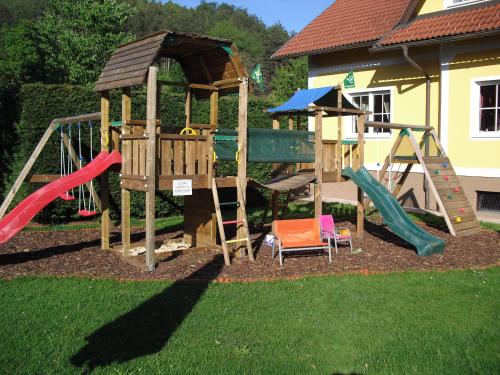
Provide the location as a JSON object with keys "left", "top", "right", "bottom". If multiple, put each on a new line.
{"left": 424, "top": 156, "right": 481, "bottom": 237}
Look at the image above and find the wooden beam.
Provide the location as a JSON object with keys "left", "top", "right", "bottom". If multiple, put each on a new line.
{"left": 158, "top": 175, "right": 208, "bottom": 190}
{"left": 237, "top": 78, "right": 250, "bottom": 258}
{"left": 356, "top": 114, "right": 365, "bottom": 238}
{"left": 157, "top": 80, "right": 218, "bottom": 91}
{"left": 0, "top": 123, "right": 56, "bottom": 219}
{"left": 185, "top": 88, "right": 192, "bottom": 127}
{"left": 124, "top": 119, "right": 161, "bottom": 126}
{"left": 308, "top": 105, "right": 365, "bottom": 115}
{"left": 314, "top": 111, "right": 323, "bottom": 218}
{"left": 100, "top": 91, "right": 111, "bottom": 250}
{"left": 29, "top": 174, "right": 60, "bottom": 183}
{"left": 213, "top": 77, "right": 242, "bottom": 86}
{"left": 121, "top": 87, "right": 132, "bottom": 256}
{"left": 365, "top": 120, "right": 433, "bottom": 131}
{"left": 53, "top": 112, "right": 101, "bottom": 126}
{"left": 145, "top": 66, "right": 158, "bottom": 271}
{"left": 210, "top": 90, "right": 219, "bottom": 131}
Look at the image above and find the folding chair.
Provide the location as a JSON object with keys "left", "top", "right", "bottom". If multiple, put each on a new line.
{"left": 272, "top": 218, "right": 331, "bottom": 266}
{"left": 320, "top": 214, "right": 353, "bottom": 254}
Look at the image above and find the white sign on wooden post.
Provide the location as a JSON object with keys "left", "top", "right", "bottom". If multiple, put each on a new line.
{"left": 172, "top": 179, "right": 193, "bottom": 196}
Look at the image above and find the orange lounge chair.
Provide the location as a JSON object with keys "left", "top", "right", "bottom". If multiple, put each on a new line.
{"left": 272, "top": 218, "right": 331, "bottom": 266}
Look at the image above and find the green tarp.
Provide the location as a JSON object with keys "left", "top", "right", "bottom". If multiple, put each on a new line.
{"left": 214, "top": 128, "right": 315, "bottom": 163}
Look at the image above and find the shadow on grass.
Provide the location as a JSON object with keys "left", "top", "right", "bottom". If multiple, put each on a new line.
{"left": 70, "top": 255, "right": 224, "bottom": 373}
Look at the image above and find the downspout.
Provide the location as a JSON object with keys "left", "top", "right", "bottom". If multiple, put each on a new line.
{"left": 402, "top": 45, "right": 431, "bottom": 127}
{"left": 401, "top": 45, "right": 431, "bottom": 210}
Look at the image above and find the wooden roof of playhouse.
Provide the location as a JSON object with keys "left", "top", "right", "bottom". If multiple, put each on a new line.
{"left": 94, "top": 30, "right": 248, "bottom": 95}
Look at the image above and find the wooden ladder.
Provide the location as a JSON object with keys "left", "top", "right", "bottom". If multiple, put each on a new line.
{"left": 211, "top": 178, "right": 254, "bottom": 266}
{"left": 423, "top": 156, "right": 481, "bottom": 237}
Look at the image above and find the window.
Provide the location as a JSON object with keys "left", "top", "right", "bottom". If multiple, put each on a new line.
{"left": 445, "top": 0, "right": 489, "bottom": 8}
{"left": 348, "top": 90, "right": 391, "bottom": 136}
{"left": 479, "top": 83, "right": 500, "bottom": 132}
{"left": 470, "top": 78, "right": 500, "bottom": 138}
{"left": 477, "top": 191, "right": 500, "bottom": 212}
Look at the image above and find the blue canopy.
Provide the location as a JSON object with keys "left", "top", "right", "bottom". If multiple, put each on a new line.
{"left": 268, "top": 86, "right": 358, "bottom": 113}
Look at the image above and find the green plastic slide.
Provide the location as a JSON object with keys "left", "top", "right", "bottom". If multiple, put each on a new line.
{"left": 342, "top": 167, "right": 445, "bottom": 256}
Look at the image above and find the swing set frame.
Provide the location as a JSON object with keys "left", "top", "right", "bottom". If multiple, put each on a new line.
{"left": 0, "top": 112, "right": 102, "bottom": 221}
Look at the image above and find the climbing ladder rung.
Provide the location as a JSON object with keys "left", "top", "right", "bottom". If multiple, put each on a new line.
{"left": 226, "top": 238, "right": 249, "bottom": 244}
{"left": 222, "top": 219, "right": 244, "bottom": 225}
{"left": 219, "top": 201, "right": 239, "bottom": 207}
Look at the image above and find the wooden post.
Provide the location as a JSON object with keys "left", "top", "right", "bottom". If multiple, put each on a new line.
{"left": 121, "top": 87, "right": 131, "bottom": 255}
{"left": 0, "top": 123, "right": 57, "bottom": 220}
{"left": 314, "top": 110, "right": 323, "bottom": 218}
{"left": 337, "top": 84, "right": 343, "bottom": 181}
{"left": 145, "top": 67, "right": 158, "bottom": 271}
{"left": 100, "top": 91, "right": 111, "bottom": 250}
{"left": 272, "top": 114, "right": 280, "bottom": 171}
{"left": 237, "top": 78, "right": 249, "bottom": 258}
{"left": 356, "top": 114, "right": 365, "bottom": 238}
{"left": 210, "top": 90, "right": 219, "bottom": 131}
{"left": 185, "top": 88, "right": 192, "bottom": 128}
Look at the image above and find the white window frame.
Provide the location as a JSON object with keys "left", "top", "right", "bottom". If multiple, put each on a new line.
{"left": 470, "top": 76, "right": 500, "bottom": 139}
{"left": 344, "top": 86, "right": 394, "bottom": 139}
{"left": 444, "top": 0, "right": 490, "bottom": 9}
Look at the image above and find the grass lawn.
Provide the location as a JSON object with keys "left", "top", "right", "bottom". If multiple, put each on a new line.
{"left": 1, "top": 268, "right": 498, "bottom": 374}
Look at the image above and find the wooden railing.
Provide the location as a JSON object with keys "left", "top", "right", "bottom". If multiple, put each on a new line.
{"left": 120, "top": 132, "right": 213, "bottom": 190}
{"left": 158, "top": 134, "right": 210, "bottom": 176}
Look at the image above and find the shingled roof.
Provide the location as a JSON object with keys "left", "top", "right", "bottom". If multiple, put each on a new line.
{"left": 95, "top": 30, "right": 247, "bottom": 94}
{"left": 271, "top": 0, "right": 412, "bottom": 59}
{"left": 272, "top": 0, "right": 500, "bottom": 59}
{"left": 376, "top": 2, "right": 500, "bottom": 47}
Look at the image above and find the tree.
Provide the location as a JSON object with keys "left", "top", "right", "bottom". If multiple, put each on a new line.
{"left": 270, "top": 57, "right": 308, "bottom": 102}
{"left": 36, "top": 0, "right": 136, "bottom": 85}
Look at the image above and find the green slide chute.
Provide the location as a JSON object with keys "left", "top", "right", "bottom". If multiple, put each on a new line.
{"left": 342, "top": 167, "right": 445, "bottom": 256}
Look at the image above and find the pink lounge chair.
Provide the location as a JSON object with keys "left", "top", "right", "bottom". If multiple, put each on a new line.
{"left": 320, "top": 215, "right": 353, "bottom": 254}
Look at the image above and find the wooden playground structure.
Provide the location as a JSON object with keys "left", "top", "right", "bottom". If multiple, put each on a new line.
{"left": 0, "top": 30, "right": 480, "bottom": 271}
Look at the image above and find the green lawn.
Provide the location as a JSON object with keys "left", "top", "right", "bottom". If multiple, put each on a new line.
{"left": 1, "top": 268, "right": 498, "bottom": 374}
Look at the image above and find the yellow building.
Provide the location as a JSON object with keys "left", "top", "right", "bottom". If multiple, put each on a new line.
{"left": 273, "top": 0, "right": 500, "bottom": 222}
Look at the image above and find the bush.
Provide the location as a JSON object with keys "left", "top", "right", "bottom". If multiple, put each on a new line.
{"left": 4, "top": 83, "right": 277, "bottom": 223}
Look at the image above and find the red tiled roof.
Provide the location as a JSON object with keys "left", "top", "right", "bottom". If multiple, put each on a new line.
{"left": 378, "top": 3, "right": 500, "bottom": 46}
{"left": 272, "top": 0, "right": 412, "bottom": 59}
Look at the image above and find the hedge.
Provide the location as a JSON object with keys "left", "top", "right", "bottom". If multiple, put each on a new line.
{"left": 4, "top": 83, "right": 278, "bottom": 223}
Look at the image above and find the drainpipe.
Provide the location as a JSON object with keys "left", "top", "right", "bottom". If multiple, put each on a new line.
{"left": 401, "top": 45, "right": 431, "bottom": 210}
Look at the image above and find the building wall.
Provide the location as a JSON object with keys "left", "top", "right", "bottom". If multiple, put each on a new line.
{"left": 308, "top": 37, "right": 500, "bottom": 222}
{"left": 416, "top": 0, "right": 444, "bottom": 15}
{"left": 309, "top": 45, "right": 440, "bottom": 169}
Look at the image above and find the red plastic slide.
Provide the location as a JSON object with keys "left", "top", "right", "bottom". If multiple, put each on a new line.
{"left": 0, "top": 151, "right": 121, "bottom": 244}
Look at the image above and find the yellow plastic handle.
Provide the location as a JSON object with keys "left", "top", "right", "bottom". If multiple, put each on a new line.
{"left": 213, "top": 151, "right": 217, "bottom": 162}
{"left": 180, "top": 127, "right": 197, "bottom": 135}
{"left": 235, "top": 149, "right": 240, "bottom": 165}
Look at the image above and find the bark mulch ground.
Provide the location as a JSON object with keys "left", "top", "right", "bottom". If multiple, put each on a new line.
{"left": 0, "top": 219, "right": 498, "bottom": 282}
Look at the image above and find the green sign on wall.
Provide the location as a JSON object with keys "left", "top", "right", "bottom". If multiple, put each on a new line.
{"left": 343, "top": 70, "right": 355, "bottom": 89}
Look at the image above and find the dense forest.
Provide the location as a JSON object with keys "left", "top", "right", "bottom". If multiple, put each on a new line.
{"left": 0, "top": 0, "right": 307, "bottom": 196}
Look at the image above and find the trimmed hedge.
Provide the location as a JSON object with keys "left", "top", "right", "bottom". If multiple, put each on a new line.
{"left": 4, "top": 83, "right": 276, "bottom": 223}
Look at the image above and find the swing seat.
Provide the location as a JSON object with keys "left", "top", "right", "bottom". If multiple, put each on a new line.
{"left": 78, "top": 209, "right": 97, "bottom": 217}
{"left": 59, "top": 192, "right": 76, "bottom": 201}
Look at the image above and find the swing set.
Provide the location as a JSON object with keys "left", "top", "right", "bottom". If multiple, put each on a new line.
{"left": 57, "top": 121, "right": 98, "bottom": 217}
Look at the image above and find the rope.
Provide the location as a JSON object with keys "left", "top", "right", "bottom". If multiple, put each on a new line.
{"left": 77, "top": 122, "right": 86, "bottom": 212}
{"left": 87, "top": 121, "right": 96, "bottom": 213}
{"left": 67, "top": 123, "right": 74, "bottom": 196}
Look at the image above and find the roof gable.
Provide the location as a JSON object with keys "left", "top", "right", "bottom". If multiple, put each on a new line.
{"left": 271, "top": 0, "right": 412, "bottom": 59}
